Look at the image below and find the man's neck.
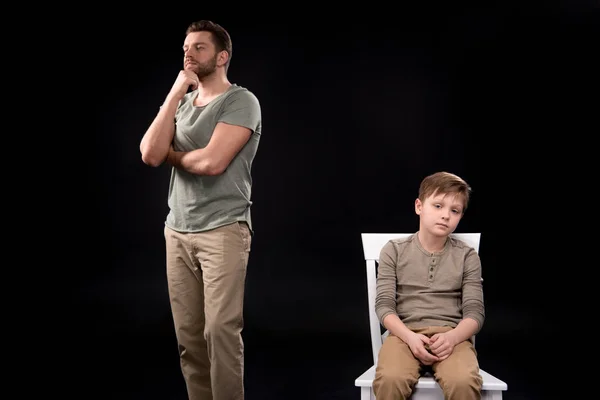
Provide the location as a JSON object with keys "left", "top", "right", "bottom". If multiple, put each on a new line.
{"left": 196, "top": 73, "right": 232, "bottom": 100}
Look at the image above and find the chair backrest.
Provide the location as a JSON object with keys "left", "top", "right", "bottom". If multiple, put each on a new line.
{"left": 361, "top": 232, "right": 481, "bottom": 364}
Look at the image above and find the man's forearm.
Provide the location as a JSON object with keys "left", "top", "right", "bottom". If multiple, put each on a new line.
{"left": 167, "top": 148, "right": 223, "bottom": 176}
{"left": 140, "top": 95, "right": 179, "bottom": 167}
{"left": 449, "top": 317, "right": 479, "bottom": 344}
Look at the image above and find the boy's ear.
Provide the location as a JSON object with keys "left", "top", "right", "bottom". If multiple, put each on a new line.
{"left": 415, "top": 198, "right": 422, "bottom": 215}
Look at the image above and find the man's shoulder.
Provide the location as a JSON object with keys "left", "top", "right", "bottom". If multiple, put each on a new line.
{"left": 225, "top": 84, "right": 260, "bottom": 103}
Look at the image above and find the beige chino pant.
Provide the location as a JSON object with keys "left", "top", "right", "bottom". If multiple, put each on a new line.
{"left": 164, "top": 221, "right": 251, "bottom": 400}
{"left": 373, "top": 326, "right": 483, "bottom": 400}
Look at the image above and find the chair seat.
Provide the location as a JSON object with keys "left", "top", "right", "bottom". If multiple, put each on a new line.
{"left": 355, "top": 364, "right": 508, "bottom": 391}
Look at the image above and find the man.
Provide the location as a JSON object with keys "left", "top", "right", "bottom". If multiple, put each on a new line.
{"left": 140, "top": 20, "right": 262, "bottom": 400}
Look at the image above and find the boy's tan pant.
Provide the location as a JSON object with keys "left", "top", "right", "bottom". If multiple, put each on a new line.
{"left": 164, "top": 222, "right": 252, "bottom": 400}
{"left": 373, "top": 326, "right": 483, "bottom": 400}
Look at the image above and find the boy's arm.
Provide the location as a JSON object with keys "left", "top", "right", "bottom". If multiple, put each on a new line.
{"left": 375, "top": 241, "right": 400, "bottom": 328}
{"left": 375, "top": 242, "right": 413, "bottom": 341}
{"left": 429, "top": 249, "right": 485, "bottom": 358}
{"left": 382, "top": 314, "right": 416, "bottom": 344}
{"left": 459, "top": 248, "right": 485, "bottom": 337}
{"left": 447, "top": 317, "right": 479, "bottom": 345}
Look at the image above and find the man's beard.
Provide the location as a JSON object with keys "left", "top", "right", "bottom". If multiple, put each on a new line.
{"left": 194, "top": 55, "right": 218, "bottom": 79}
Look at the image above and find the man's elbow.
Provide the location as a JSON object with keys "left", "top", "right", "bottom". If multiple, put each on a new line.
{"left": 202, "top": 159, "right": 227, "bottom": 175}
{"left": 140, "top": 142, "right": 167, "bottom": 167}
{"left": 141, "top": 150, "right": 165, "bottom": 167}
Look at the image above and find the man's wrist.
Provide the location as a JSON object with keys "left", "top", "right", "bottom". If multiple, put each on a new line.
{"left": 167, "top": 148, "right": 178, "bottom": 166}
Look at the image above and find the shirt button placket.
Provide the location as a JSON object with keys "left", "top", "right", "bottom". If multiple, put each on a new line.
{"left": 429, "top": 257, "right": 436, "bottom": 281}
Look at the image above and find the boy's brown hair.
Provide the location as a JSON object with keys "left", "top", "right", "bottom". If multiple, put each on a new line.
{"left": 418, "top": 171, "right": 472, "bottom": 212}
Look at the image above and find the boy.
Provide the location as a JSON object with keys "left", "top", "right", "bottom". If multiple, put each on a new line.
{"left": 373, "top": 171, "right": 485, "bottom": 400}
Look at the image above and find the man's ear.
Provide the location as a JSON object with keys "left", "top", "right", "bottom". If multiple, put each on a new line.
{"left": 217, "top": 50, "right": 229, "bottom": 67}
{"left": 415, "top": 198, "right": 422, "bottom": 215}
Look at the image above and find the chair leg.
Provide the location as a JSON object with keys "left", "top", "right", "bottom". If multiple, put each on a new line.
{"left": 482, "top": 390, "right": 502, "bottom": 400}
{"left": 360, "top": 387, "right": 373, "bottom": 400}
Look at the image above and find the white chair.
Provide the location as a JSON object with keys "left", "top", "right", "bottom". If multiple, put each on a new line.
{"left": 354, "top": 233, "right": 508, "bottom": 400}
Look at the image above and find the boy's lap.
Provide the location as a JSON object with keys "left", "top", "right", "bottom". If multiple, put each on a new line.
{"left": 378, "top": 329, "right": 479, "bottom": 378}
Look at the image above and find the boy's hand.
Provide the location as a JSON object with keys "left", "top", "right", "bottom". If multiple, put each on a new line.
{"left": 429, "top": 331, "right": 457, "bottom": 360}
{"left": 406, "top": 332, "right": 440, "bottom": 365}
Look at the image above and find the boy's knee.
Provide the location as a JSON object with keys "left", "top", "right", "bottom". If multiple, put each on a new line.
{"left": 373, "top": 369, "right": 416, "bottom": 398}
{"left": 439, "top": 371, "right": 483, "bottom": 398}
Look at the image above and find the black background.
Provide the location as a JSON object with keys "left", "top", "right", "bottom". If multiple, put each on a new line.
{"left": 88, "top": 3, "right": 598, "bottom": 399}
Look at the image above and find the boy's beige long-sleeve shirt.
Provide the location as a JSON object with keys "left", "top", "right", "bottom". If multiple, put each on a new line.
{"left": 375, "top": 233, "right": 485, "bottom": 333}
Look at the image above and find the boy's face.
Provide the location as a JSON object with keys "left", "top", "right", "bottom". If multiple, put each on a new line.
{"left": 415, "top": 190, "right": 465, "bottom": 237}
